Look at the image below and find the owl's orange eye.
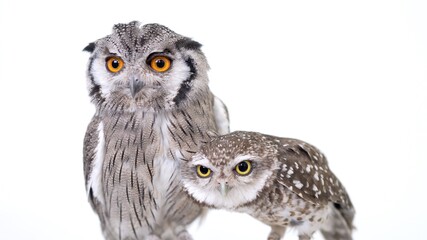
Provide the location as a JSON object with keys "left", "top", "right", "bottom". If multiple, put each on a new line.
{"left": 106, "top": 57, "right": 124, "bottom": 73}
{"left": 196, "top": 165, "right": 212, "bottom": 178}
{"left": 235, "top": 160, "right": 252, "bottom": 176}
{"left": 150, "top": 56, "right": 171, "bottom": 72}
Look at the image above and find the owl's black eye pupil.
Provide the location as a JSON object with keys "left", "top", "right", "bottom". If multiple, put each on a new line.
{"left": 238, "top": 162, "right": 248, "bottom": 172}
{"left": 112, "top": 60, "right": 120, "bottom": 68}
{"left": 199, "top": 166, "right": 209, "bottom": 174}
{"left": 155, "top": 59, "right": 165, "bottom": 68}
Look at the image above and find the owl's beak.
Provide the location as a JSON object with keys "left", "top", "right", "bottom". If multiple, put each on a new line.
{"left": 130, "top": 77, "right": 144, "bottom": 98}
{"left": 219, "top": 182, "right": 230, "bottom": 196}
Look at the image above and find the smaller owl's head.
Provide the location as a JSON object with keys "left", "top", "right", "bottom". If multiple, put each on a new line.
{"left": 84, "top": 21, "right": 210, "bottom": 113}
{"left": 181, "top": 131, "right": 280, "bottom": 209}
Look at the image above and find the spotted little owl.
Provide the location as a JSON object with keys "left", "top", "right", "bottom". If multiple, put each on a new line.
{"left": 83, "top": 21, "right": 229, "bottom": 240}
{"left": 181, "top": 131, "right": 355, "bottom": 240}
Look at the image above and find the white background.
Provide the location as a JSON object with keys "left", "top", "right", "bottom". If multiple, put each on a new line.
{"left": 0, "top": 0, "right": 426, "bottom": 239}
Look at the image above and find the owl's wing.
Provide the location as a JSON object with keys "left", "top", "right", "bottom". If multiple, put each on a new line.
{"left": 276, "top": 138, "right": 355, "bottom": 228}
{"left": 213, "top": 96, "right": 230, "bottom": 135}
{"left": 83, "top": 115, "right": 103, "bottom": 210}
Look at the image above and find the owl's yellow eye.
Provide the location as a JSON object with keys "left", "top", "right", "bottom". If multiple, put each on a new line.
{"left": 106, "top": 57, "right": 124, "bottom": 73}
{"left": 235, "top": 160, "right": 252, "bottom": 176}
{"left": 196, "top": 165, "right": 212, "bottom": 178}
{"left": 150, "top": 56, "right": 171, "bottom": 72}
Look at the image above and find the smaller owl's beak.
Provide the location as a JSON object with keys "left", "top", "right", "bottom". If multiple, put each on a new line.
{"left": 130, "top": 77, "right": 144, "bottom": 98}
{"left": 219, "top": 182, "right": 230, "bottom": 196}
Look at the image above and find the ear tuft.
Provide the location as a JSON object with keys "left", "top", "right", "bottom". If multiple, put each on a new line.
{"left": 83, "top": 42, "right": 96, "bottom": 52}
{"left": 175, "top": 38, "right": 202, "bottom": 51}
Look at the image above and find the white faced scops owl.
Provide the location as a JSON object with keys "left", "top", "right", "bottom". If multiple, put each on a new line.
{"left": 83, "top": 21, "right": 229, "bottom": 240}
{"left": 182, "top": 131, "right": 355, "bottom": 240}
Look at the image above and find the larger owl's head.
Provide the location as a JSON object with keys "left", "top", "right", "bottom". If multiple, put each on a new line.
{"left": 181, "top": 131, "right": 281, "bottom": 209}
{"left": 84, "top": 21, "right": 210, "bottom": 112}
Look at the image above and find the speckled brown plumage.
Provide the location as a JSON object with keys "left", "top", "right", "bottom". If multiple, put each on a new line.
{"left": 181, "top": 131, "right": 355, "bottom": 240}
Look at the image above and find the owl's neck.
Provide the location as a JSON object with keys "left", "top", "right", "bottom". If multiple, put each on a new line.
{"left": 98, "top": 87, "right": 211, "bottom": 113}
{"left": 95, "top": 87, "right": 213, "bottom": 115}
{"left": 98, "top": 92, "right": 216, "bottom": 157}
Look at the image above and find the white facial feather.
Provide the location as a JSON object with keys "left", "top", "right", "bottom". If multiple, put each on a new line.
{"left": 189, "top": 154, "right": 216, "bottom": 169}
{"left": 90, "top": 41, "right": 194, "bottom": 104}
{"left": 162, "top": 55, "right": 191, "bottom": 103}
{"left": 183, "top": 154, "right": 273, "bottom": 209}
{"left": 90, "top": 58, "right": 111, "bottom": 98}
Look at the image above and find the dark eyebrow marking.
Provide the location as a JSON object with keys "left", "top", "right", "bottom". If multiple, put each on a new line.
{"left": 173, "top": 57, "right": 197, "bottom": 105}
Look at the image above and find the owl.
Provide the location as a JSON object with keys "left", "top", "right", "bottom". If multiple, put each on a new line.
{"left": 181, "top": 131, "right": 355, "bottom": 240}
{"left": 83, "top": 21, "right": 229, "bottom": 240}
